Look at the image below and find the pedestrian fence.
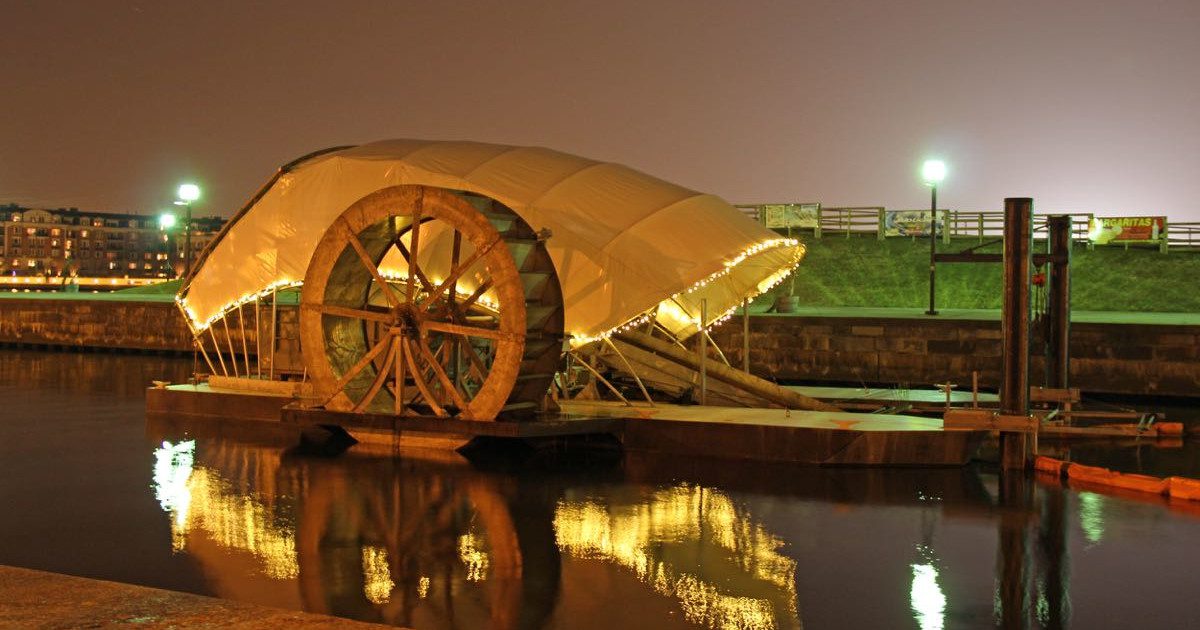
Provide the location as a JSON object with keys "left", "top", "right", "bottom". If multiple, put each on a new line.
{"left": 734, "top": 204, "right": 1200, "bottom": 253}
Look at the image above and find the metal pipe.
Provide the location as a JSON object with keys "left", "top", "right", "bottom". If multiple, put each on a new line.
{"left": 208, "top": 326, "right": 228, "bottom": 376}
{"left": 269, "top": 286, "right": 277, "bottom": 380}
{"left": 702, "top": 329, "right": 730, "bottom": 366}
{"left": 603, "top": 337, "right": 655, "bottom": 406}
{"left": 926, "top": 184, "right": 939, "bottom": 315}
{"left": 254, "top": 296, "right": 262, "bottom": 379}
{"left": 238, "top": 304, "right": 250, "bottom": 377}
{"left": 741, "top": 297, "right": 750, "bottom": 373}
{"left": 569, "top": 350, "right": 633, "bottom": 406}
{"left": 221, "top": 313, "right": 239, "bottom": 378}
{"left": 194, "top": 336, "right": 217, "bottom": 375}
{"left": 698, "top": 299, "right": 708, "bottom": 405}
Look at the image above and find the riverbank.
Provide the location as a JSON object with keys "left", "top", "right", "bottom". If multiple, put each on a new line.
{"left": 0, "top": 565, "right": 387, "bottom": 628}
{"left": 774, "top": 234, "right": 1200, "bottom": 312}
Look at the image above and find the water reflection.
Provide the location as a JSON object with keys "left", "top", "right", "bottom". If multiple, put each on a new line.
{"left": 10, "top": 351, "right": 1200, "bottom": 628}
{"left": 145, "top": 417, "right": 1035, "bottom": 629}
{"left": 147, "top": 430, "right": 807, "bottom": 629}
{"left": 909, "top": 561, "right": 946, "bottom": 630}
{"left": 554, "top": 485, "right": 798, "bottom": 630}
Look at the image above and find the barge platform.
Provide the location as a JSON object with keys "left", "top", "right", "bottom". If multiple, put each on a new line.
{"left": 147, "top": 382, "right": 985, "bottom": 466}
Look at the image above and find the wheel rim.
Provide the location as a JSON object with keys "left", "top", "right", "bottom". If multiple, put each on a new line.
{"left": 300, "top": 185, "right": 529, "bottom": 420}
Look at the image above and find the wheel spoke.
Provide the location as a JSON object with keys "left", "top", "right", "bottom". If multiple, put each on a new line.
{"left": 304, "top": 303, "right": 393, "bottom": 324}
{"left": 394, "top": 333, "right": 405, "bottom": 415}
{"left": 449, "top": 230, "right": 462, "bottom": 303}
{"left": 324, "top": 334, "right": 393, "bottom": 406}
{"left": 353, "top": 336, "right": 399, "bottom": 412}
{"left": 402, "top": 338, "right": 446, "bottom": 417}
{"left": 340, "top": 217, "right": 400, "bottom": 308}
{"left": 423, "top": 319, "right": 519, "bottom": 343}
{"left": 461, "top": 339, "right": 490, "bottom": 383}
{"left": 419, "top": 236, "right": 501, "bottom": 309}
{"left": 414, "top": 336, "right": 469, "bottom": 411}
{"left": 407, "top": 192, "right": 424, "bottom": 304}
{"left": 459, "top": 279, "right": 495, "bottom": 312}
{"left": 395, "top": 240, "right": 436, "bottom": 295}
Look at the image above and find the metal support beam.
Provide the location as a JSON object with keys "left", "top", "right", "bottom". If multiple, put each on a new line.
{"left": 741, "top": 298, "right": 750, "bottom": 373}
{"left": 698, "top": 299, "right": 708, "bottom": 405}
{"left": 926, "top": 185, "right": 938, "bottom": 315}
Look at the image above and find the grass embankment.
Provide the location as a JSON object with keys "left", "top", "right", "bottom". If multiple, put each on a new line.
{"left": 116, "top": 279, "right": 182, "bottom": 295}
{"left": 778, "top": 235, "right": 1200, "bottom": 312}
{"left": 113, "top": 236, "right": 1197, "bottom": 313}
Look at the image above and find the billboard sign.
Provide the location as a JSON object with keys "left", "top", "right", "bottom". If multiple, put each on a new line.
{"left": 1087, "top": 216, "right": 1165, "bottom": 244}
{"left": 884, "top": 210, "right": 935, "bottom": 237}
{"left": 763, "top": 203, "right": 820, "bottom": 229}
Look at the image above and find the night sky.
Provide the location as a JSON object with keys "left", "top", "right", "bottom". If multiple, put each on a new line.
{"left": 3, "top": 0, "right": 1198, "bottom": 220}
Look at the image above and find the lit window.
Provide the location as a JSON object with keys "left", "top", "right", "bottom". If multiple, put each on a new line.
{"left": 81, "top": 230, "right": 89, "bottom": 238}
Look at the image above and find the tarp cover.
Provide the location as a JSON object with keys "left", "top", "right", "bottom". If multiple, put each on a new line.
{"left": 179, "top": 139, "right": 803, "bottom": 341}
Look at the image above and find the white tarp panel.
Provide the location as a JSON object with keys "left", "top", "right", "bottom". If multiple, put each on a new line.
{"left": 179, "top": 139, "right": 803, "bottom": 341}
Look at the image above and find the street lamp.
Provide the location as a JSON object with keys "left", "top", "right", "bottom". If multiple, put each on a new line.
{"left": 922, "top": 159, "right": 946, "bottom": 315}
{"left": 158, "top": 211, "right": 179, "bottom": 278}
{"left": 175, "top": 183, "right": 200, "bottom": 279}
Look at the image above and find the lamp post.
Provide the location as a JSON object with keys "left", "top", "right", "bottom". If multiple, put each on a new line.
{"left": 922, "top": 159, "right": 946, "bottom": 315}
{"left": 158, "top": 211, "right": 179, "bottom": 278}
{"left": 175, "top": 183, "right": 200, "bottom": 280}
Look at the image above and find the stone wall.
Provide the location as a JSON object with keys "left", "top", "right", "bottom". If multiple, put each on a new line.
{"left": 2, "top": 298, "right": 1196, "bottom": 397}
{"left": 0, "top": 297, "right": 193, "bottom": 352}
{"left": 710, "top": 314, "right": 1199, "bottom": 397}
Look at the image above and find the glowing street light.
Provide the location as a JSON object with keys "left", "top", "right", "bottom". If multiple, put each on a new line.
{"left": 177, "top": 183, "right": 200, "bottom": 203}
{"left": 158, "top": 212, "right": 178, "bottom": 230}
{"left": 174, "top": 183, "right": 201, "bottom": 279}
{"left": 922, "top": 160, "right": 946, "bottom": 186}
{"left": 922, "top": 159, "right": 946, "bottom": 315}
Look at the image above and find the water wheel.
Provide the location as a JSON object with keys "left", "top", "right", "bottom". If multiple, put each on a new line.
{"left": 299, "top": 185, "right": 564, "bottom": 420}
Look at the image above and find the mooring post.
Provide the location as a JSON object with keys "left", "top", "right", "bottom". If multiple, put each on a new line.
{"left": 1046, "top": 215, "right": 1071, "bottom": 392}
{"left": 741, "top": 297, "right": 750, "bottom": 373}
{"left": 699, "top": 299, "right": 708, "bottom": 405}
{"left": 1000, "top": 197, "right": 1034, "bottom": 470}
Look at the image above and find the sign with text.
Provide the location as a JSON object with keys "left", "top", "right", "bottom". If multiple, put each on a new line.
{"left": 763, "top": 203, "right": 820, "bottom": 229}
{"left": 1088, "top": 216, "right": 1165, "bottom": 244}
{"left": 884, "top": 210, "right": 935, "bottom": 237}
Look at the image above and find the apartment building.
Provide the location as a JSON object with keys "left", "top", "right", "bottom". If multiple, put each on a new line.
{"left": 0, "top": 204, "right": 224, "bottom": 278}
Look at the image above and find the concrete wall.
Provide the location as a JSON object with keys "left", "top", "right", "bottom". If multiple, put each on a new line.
{"left": 710, "top": 314, "right": 1200, "bottom": 397}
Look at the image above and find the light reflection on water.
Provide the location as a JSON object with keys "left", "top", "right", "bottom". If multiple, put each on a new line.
{"left": 4, "top": 350, "right": 1200, "bottom": 629}
{"left": 149, "top": 436, "right": 802, "bottom": 629}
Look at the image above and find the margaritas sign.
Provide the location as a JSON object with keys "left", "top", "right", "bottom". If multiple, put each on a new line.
{"left": 763, "top": 203, "right": 820, "bottom": 229}
{"left": 1087, "top": 216, "right": 1165, "bottom": 244}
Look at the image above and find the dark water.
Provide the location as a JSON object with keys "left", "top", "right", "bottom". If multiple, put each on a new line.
{"left": 2, "top": 350, "right": 1199, "bottom": 629}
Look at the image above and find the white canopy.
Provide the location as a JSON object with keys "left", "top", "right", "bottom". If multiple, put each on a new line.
{"left": 178, "top": 139, "right": 803, "bottom": 342}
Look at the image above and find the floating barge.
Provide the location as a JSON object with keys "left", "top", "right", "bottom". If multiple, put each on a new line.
{"left": 147, "top": 381, "right": 984, "bottom": 466}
